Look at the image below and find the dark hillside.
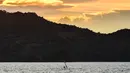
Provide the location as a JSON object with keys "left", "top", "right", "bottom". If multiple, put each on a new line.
{"left": 0, "top": 10, "right": 130, "bottom": 62}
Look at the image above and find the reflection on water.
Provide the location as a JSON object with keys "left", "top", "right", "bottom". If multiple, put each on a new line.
{"left": 0, "top": 62, "right": 130, "bottom": 73}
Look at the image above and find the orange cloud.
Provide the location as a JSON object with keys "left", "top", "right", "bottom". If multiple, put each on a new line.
{"left": 0, "top": 0, "right": 4, "bottom": 4}
{"left": 6, "top": 2, "right": 43, "bottom": 6}
{"left": 83, "top": 10, "right": 130, "bottom": 33}
{"left": 58, "top": 16, "right": 71, "bottom": 24}
{"left": 61, "top": 0, "right": 97, "bottom": 3}
{"left": 2, "top": 0, "right": 63, "bottom": 6}
{"left": 99, "top": 0, "right": 130, "bottom": 3}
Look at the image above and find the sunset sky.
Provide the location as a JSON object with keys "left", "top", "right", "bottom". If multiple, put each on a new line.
{"left": 0, "top": 0, "right": 130, "bottom": 33}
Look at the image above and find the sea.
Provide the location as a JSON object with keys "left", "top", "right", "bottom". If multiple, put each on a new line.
{"left": 0, "top": 62, "right": 130, "bottom": 73}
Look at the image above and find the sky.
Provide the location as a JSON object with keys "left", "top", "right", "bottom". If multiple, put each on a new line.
{"left": 0, "top": 0, "right": 130, "bottom": 33}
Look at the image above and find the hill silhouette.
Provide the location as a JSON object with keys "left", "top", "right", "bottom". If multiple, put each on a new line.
{"left": 0, "top": 10, "right": 130, "bottom": 62}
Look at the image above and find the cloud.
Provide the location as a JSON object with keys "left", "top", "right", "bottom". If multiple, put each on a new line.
{"left": 85, "top": 14, "right": 96, "bottom": 17}
{"left": 0, "top": 0, "right": 74, "bottom": 11}
{"left": 73, "top": 17, "right": 85, "bottom": 23}
{"left": 0, "top": 2, "right": 74, "bottom": 14}
{"left": 3, "top": 1, "right": 73, "bottom": 9}
{"left": 88, "top": 10, "right": 130, "bottom": 23}
{"left": 58, "top": 16, "right": 71, "bottom": 24}
{"left": 2, "top": 0, "right": 62, "bottom": 5}
{"left": 1, "top": 0, "right": 73, "bottom": 10}
{"left": 6, "top": 2, "right": 41, "bottom": 6}
{"left": 58, "top": 16, "right": 85, "bottom": 25}
{"left": 84, "top": 10, "right": 130, "bottom": 33}
{"left": 0, "top": 0, "right": 4, "bottom": 4}
{"left": 42, "top": 4, "right": 73, "bottom": 9}
{"left": 61, "top": 0, "right": 97, "bottom": 3}
{"left": 58, "top": 10, "right": 130, "bottom": 33}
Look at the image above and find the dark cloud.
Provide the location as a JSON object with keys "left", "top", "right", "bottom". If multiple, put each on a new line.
{"left": 61, "top": 0, "right": 97, "bottom": 3}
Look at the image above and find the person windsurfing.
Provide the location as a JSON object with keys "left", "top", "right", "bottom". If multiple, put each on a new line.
{"left": 63, "top": 61, "right": 68, "bottom": 69}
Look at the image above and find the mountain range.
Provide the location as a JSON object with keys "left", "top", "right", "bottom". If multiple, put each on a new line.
{"left": 0, "top": 10, "right": 130, "bottom": 62}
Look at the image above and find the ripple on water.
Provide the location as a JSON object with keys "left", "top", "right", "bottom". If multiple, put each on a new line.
{"left": 0, "top": 62, "right": 130, "bottom": 73}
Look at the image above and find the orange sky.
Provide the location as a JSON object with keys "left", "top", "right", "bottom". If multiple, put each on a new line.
{"left": 0, "top": 0, "right": 130, "bottom": 33}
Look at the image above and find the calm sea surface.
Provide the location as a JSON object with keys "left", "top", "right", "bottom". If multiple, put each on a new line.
{"left": 0, "top": 62, "right": 130, "bottom": 73}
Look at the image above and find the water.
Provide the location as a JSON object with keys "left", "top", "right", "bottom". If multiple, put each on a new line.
{"left": 0, "top": 62, "right": 130, "bottom": 73}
